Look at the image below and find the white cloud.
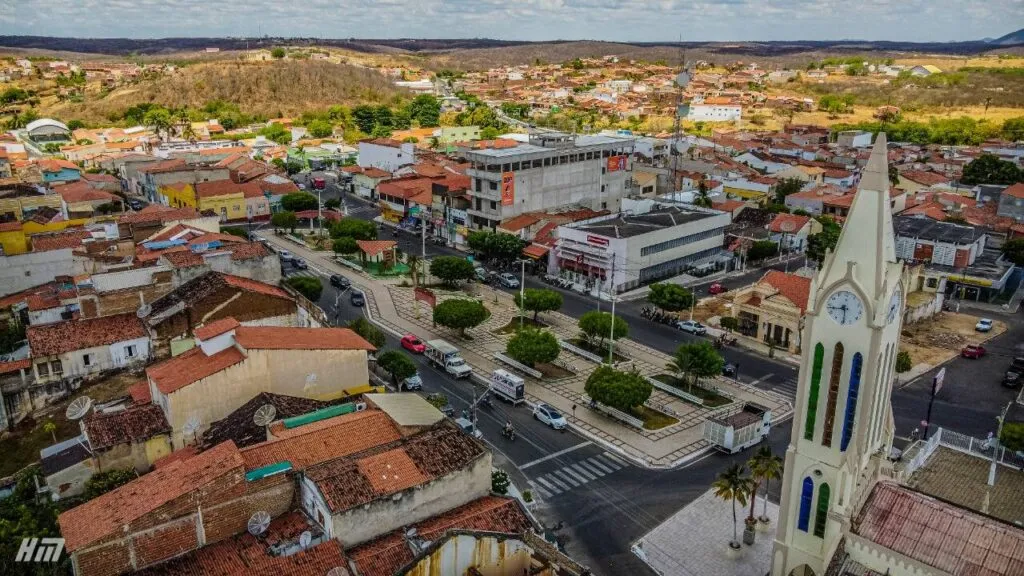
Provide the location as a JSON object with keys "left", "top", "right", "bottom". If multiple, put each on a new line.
{"left": 0, "top": 0, "right": 1017, "bottom": 42}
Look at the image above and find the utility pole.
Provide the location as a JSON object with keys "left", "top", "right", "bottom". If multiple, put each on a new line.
{"left": 989, "top": 401, "right": 1012, "bottom": 486}
{"left": 518, "top": 259, "right": 527, "bottom": 329}
{"left": 608, "top": 258, "right": 617, "bottom": 364}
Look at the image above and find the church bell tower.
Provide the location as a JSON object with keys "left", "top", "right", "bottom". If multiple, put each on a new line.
{"left": 771, "top": 134, "right": 905, "bottom": 576}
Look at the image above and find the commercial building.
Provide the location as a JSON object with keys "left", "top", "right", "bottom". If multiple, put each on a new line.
{"left": 893, "top": 216, "right": 985, "bottom": 268}
{"left": 461, "top": 133, "right": 634, "bottom": 230}
{"left": 357, "top": 138, "right": 416, "bottom": 173}
{"left": 552, "top": 204, "right": 730, "bottom": 293}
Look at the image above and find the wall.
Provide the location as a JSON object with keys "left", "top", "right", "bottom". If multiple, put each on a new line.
{"left": 358, "top": 142, "right": 415, "bottom": 173}
{"left": 95, "top": 435, "right": 172, "bottom": 474}
{"left": 0, "top": 249, "right": 93, "bottom": 297}
{"left": 330, "top": 452, "right": 491, "bottom": 547}
{"left": 45, "top": 457, "right": 97, "bottom": 499}
{"left": 36, "top": 338, "right": 150, "bottom": 384}
{"left": 687, "top": 104, "right": 742, "bottom": 122}
{"left": 404, "top": 534, "right": 534, "bottom": 576}
{"left": 79, "top": 269, "right": 175, "bottom": 319}
{"left": 198, "top": 192, "right": 246, "bottom": 222}
{"left": 0, "top": 192, "right": 63, "bottom": 221}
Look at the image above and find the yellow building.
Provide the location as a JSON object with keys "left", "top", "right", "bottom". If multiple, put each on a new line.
{"left": 0, "top": 216, "right": 107, "bottom": 255}
{"left": 730, "top": 269, "right": 812, "bottom": 354}
{"left": 0, "top": 190, "right": 64, "bottom": 221}
{"left": 159, "top": 182, "right": 197, "bottom": 209}
{"left": 195, "top": 180, "right": 246, "bottom": 221}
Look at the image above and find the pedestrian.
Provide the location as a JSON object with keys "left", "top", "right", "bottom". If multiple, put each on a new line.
{"left": 571, "top": 404, "right": 577, "bottom": 418}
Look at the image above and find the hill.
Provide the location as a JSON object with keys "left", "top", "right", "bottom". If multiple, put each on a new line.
{"left": 989, "top": 28, "right": 1024, "bottom": 46}
{"left": 42, "top": 59, "right": 408, "bottom": 125}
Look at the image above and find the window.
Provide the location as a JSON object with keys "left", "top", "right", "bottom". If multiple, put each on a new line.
{"left": 602, "top": 202, "right": 608, "bottom": 210}
{"left": 51, "top": 360, "right": 62, "bottom": 375}
{"left": 805, "top": 344, "right": 824, "bottom": 441}
{"left": 640, "top": 227, "right": 726, "bottom": 257}
{"left": 475, "top": 179, "right": 482, "bottom": 192}
{"left": 813, "top": 483, "right": 830, "bottom": 537}
{"left": 926, "top": 278, "right": 938, "bottom": 288}
{"left": 490, "top": 201, "right": 496, "bottom": 210}
{"left": 797, "top": 477, "right": 814, "bottom": 532}
{"left": 125, "top": 345, "right": 137, "bottom": 358}
{"left": 82, "top": 353, "right": 93, "bottom": 367}
{"left": 601, "top": 184, "right": 606, "bottom": 192}
{"left": 822, "top": 343, "right": 844, "bottom": 447}
{"left": 36, "top": 362, "right": 49, "bottom": 377}
{"left": 489, "top": 181, "right": 498, "bottom": 191}
{"left": 841, "top": 353, "right": 863, "bottom": 452}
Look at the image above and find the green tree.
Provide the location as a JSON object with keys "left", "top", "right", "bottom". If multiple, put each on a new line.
{"left": 143, "top": 107, "right": 172, "bottom": 140}
{"left": 514, "top": 288, "right": 563, "bottom": 321}
{"left": 347, "top": 317, "right": 385, "bottom": 349}
{"left": 577, "top": 310, "right": 628, "bottom": 349}
{"left": 286, "top": 276, "right": 323, "bottom": 302}
{"left": 370, "top": 124, "right": 393, "bottom": 139}
{"left": 888, "top": 164, "right": 900, "bottom": 186}
{"left": 491, "top": 469, "right": 510, "bottom": 495}
{"left": 429, "top": 256, "right": 476, "bottom": 286}
{"left": 747, "top": 240, "right": 779, "bottom": 261}
{"left": 1002, "top": 237, "right": 1024, "bottom": 266}
{"left": 271, "top": 47, "right": 286, "bottom": 59}
{"left": 352, "top": 104, "right": 377, "bottom": 133}
{"left": 748, "top": 446, "right": 783, "bottom": 524}
{"left": 713, "top": 464, "right": 753, "bottom": 549}
{"left": 324, "top": 198, "right": 341, "bottom": 210}
{"left": 1003, "top": 117, "right": 1024, "bottom": 141}
{"left": 720, "top": 316, "right": 739, "bottom": 332}
{"left": 407, "top": 94, "right": 441, "bottom": 127}
{"left": 376, "top": 349, "right": 417, "bottom": 384}
{"left": 694, "top": 179, "right": 713, "bottom": 207}
{"left": 330, "top": 218, "right": 377, "bottom": 240}
{"left": 0, "top": 468, "right": 69, "bottom": 575}
{"left": 667, "top": 341, "right": 724, "bottom": 393}
{"left": 66, "top": 119, "right": 85, "bottom": 130}
{"left": 584, "top": 365, "right": 652, "bottom": 411}
{"left": 332, "top": 236, "right": 359, "bottom": 255}
{"left": 480, "top": 126, "right": 500, "bottom": 140}
{"left": 647, "top": 283, "right": 693, "bottom": 313}
{"left": 43, "top": 420, "right": 56, "bottom": 443}
{"left": 806, "top": 216, "right": 842, "bottom": 265}
{"left": 221, "top": 226, "right": 248, "bottom": 239}
{"left": 961, "top": 153, "right": 1023, "bottom": 185}
{"left": 466, "top": 230, "right": 523, "bottom": 262}
{"left": 773, "top": 177, "right": 805, "bottom": 204}
{"left": 84, "top": 469, "right": 137, "bottom": 500}
{"left": 260, "top": 122, "right": 291, "bottom": 145}
{"left": 1000, "top": 422, "right": 1024, "bottom": 453}
{"left": 306, "top": 119, "right": 333, "bottom": 138}
{"left": 895, "top": 350, "right": 912, "bottom": 373}
{"left": 280, "top": 193, "right": 319, "bottom": 212}
{"left": 0, "top": 319, "right": 26, "bottom": 355}
{"left": 506, "top": 328, "right": 560, "bottom": 367}
{"left": 433, "top": 299, "right": 489, "bottom": 337}
{"left": 271, "top": 211, "right": 298, "bottom": 232}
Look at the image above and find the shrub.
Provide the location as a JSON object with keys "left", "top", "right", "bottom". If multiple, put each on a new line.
{"left": 286, "top": 276, "right": 323, "bottom": 302}
{"left": 895, "top": 350, "right": 912, "bottom": 373}
{"left": 433, "top": 299, "right": 489, "bottom": 337}
{"left": 584, "top": 365, "right": 652, "bottom": 412}
{"left": 506, "top": 328, "right": 560, "bottom": 367}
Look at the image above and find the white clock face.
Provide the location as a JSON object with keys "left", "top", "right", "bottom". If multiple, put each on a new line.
{"left": 826, "top": 290, "right": 864, "bottom": 326}
{"left": 887, "top": 288, "right": 902, "bottom": 324}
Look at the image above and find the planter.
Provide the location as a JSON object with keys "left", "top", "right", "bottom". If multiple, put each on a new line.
{"left": 757, "top": 516, "right": 772, "bottom": 532}
{"left": 743, "top": 519, "right": 757, "bottom": 545}
{"left": 726, "top": 541, "right": 742, "bottom": 557}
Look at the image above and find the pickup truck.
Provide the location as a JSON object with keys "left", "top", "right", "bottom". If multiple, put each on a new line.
{"left": 424, "top": 339, "right": 473, "bottom": 379}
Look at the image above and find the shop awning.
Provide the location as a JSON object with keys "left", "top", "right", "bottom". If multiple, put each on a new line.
{"left": 523, "top": 244, "right": 550, "bottom": 259}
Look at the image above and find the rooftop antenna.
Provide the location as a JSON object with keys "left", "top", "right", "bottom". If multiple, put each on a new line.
{"left": 253, "top": 404, "right": 277, "bottom": 439}
{"left": 247, "top": 510, "right": 271, "bottom": 536}
{"left": 671, "top": 39, "right": 691, "bottom": 193}
{"left": 66, "top": 396, "right": 93, "bottom": 420}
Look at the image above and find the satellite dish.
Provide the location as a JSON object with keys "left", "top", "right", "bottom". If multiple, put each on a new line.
{"left": 299, "top": 531, "right": 312, "bottom": 547}
{"left": 253, "top": 404, "right": 277, "bottom": 427}
{"left": 326, "top": 568, "right": 350, "bottom": 576}
{"left": 183, "top": 414, "right": 202, "bottom": 443}
{"left": 66, "top": 396, "right": 93, "bottom": 420}
{"left": 136, "top": 303, "right": 152, "bottom": 319}
{"left": 247, "top": 510, "right": 271, "bottom": 536}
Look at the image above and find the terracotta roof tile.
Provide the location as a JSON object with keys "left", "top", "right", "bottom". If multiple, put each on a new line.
{"left": 233, "top": 325, "right": 375, "bottom": 352}
{"left": 499, "top": 213, "right": 543, "bottom": 232}
{"left": 356, "top": 240, "right": 397, "bottom": 257}
{"left": 1003, "top": 183, "right": 1024, "bottom": 199}
{"left": 0, "top": 358, "right": 31, "bottom": 375}
{"left": 159, "top": 249, "right": 205, "bottom": 268}
{"left": 202, "top": 392, "right": 343, "bottom": 449}
{"left": 31, "top": 228, "right": 92, "bottom": 252}
{"left": 0, "top": 220, "right": 23, "bottom": 232}
{"left": 768, "top": 213, "right": 811, "bottom": 233}
{"left": 55, "top": 181, "right": 119, "bottom": 204}
{"left": 901, "top": 170, "right": 951, "bottom": 186}
{"left": 348, "top": 496, "right": 532, "bottom": 576}
{"left": 195, "top": 179, "right": 244, "bottom": 199}
{"left": 147, "top": 345, "right": 246, "bottom": 394}
{"left": 119, "top": 205, "right": 201, "bottom": 225}
{"left": 151, "top": 446, "right": 198, "bottom": 469}
{"left": 57, "top": 441, "right": 244, "bottom": 552}
{"left": 27, "top": 313, "right": 147, "bottom": 356}
{"left": 240, "top": 410, "right": 401, "bottom": 471}
{"left": 194, "top": 317, "right": 240, "bottom": 340}
{"left": 220, "top": 274, "right": 289, "bottom": 298}
{"left": 128, "top": 380, "right": 151, "bottom": 403}
{"left": 760, "top": 270, "right": 812, "bottom": 313}
{"left": 84, "top": 403, "right": 171, "bottom": 451}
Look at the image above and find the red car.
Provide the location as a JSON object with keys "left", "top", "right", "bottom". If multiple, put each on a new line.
{"left": 708, "top": 283, "right": 726, "bottom": 295}
{"left": 401, "top": 334, "right": 426, "bottom": 354}
{"left": 961, "top": 344, "right": 986, "bottom": 359}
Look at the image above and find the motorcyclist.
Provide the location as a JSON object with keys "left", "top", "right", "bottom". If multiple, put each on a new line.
{"left": 503, "top": 420, "right": 514, "bottom": 437}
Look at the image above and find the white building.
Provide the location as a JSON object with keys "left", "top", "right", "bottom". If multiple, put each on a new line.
{"left": 835, "top": 130, "right": 873, "bottom": 148}
{"left": 686, "top": 103, "right": 742, "bottom": 122}
{"left": 357, "top": 138, "right": 416, "bottom": 173}
{"left": 27, "top": 314, "right": 151, "bottom": 385}
{"left": 552, "top": 204, "right": 730, "bottom": 293}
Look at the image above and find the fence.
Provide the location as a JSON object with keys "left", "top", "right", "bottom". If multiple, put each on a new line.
{"left": 645, "top": 375, "right": 704, "bottom": 406}
{"left": 551, "top": 357, "right": 577, "bottom": 374}
{"left": 581, "top": 394, "right": 644, "bottom": 429}
{"left": 335, "top": 256, "right": 364, "bottom": 272}
{"left": 934, "top": 427, "right": 1024, "bottom": 470}
{"left": 899, "top": 429, "right": 943, "bottom": 478}
{"left": 643, "top": 400, "right": 681, "bottom": 419}
{"left": 493, "top": 353, "right": 543, "bottom": 379}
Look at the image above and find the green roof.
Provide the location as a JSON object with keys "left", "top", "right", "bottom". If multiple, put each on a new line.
{"left": 245, "top": 460, "right": 292, "bottom": 482}
{"left": 281, "top": 403, "right": 357, "bottom": 429}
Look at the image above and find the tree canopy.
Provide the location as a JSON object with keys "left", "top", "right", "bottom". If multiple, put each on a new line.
{"left": 747, "top": 240, "right": 779, "bottom": 261}
{"left": 347, "top": 317, "right": 385, "bottom": 349}
{"left": 647, "top": 283, "right": 693, "bottom": 312}
{"left": 514, "top": 288, "right": 563, "bottom": 321}
{"left": 667, "top": 341, "right": 724, "bottom": 392}
{"left": 430, "top": 256, "right": 476, "bottom": 286}
{"left": 407, "top": 94, "right": 441, "bottom": 127}
{"left": 84, "top": 469, "right": 137, "bottom": 500}
{"left": 433, "top": 299, "right": 489, "bottom": 337}
{"left": 280, "top": 193, "right": 319, "bottom": 212}
{"left": 961, "top": 154, "right": 1023, "bottom": 185}
{"left": 506, "top": 328, "right": 561, "bottom": 367}
{"left": 773, "top": 177, "right": 805, "bottom": 203}
{"left": 306, "top": 119, "right": 333, "bottom": 138}
{"left": 376, "top": 349, "right": 417, "bottom": 382}
{"left": 806, "top": 216, "right": 842, "bottom": 266}
{"left": 270, "top": 211, "right": 297, "bottom": 231}
{"left": 330, "top": 218, "right": 377, "bottom": 240}
{"left": 333, "top": 236, "right": 359, "bottom": 255}
{"left": 466, "top": 230, "right": 524, "bottom": 262}
{"left": 1002, "top": 238, "right": 1024, "bottom": 266}
{"left": 578, "top": 310, "right": 628, "bottom": 348}
{"left": 286, "top": 276, "right": 322, "bottom": 302}
{"left": 584, "top": 365, "right": 652, "bottom": 412}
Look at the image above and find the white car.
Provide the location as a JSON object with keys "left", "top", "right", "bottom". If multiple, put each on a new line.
{"left": 534, "top": 403, "right": 567, "bottom": 430}
{"left": 277, "top": 250, "right": 294, "bottom": 262}
{"left": 975, "top": 318, "right": 994, "bottom": 332}
{"left": 498, "top": 272, "right": 520, "bottom": 288}
{"left": 676, "top": 320, "right": 707, "bottom": 335}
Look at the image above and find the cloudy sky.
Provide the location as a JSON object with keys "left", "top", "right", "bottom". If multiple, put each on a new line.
{"left": 1, "top": 0, "right": 1020, "bottom": 42}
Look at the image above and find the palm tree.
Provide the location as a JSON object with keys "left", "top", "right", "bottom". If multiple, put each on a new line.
{"left": 43, "top": 420, "right": 57, "bottom": 443}
{"left": 694, "top": 179, "right": 713, "bottom": 207}
{"left": 749, "top": 446, "right": 784, "bottom": 523}
{"left": 712, "top": 464, "right": 752, "bottom": 549}
{"left": 666, "top": 349, "right": 694, "bottom": 391}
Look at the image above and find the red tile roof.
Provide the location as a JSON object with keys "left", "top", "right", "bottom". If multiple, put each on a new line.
{"left": 147, "top": 345, "right": 247, "bottom": 394}
{"left": 37, "top": 158, "right": 80, "bottom": 173}
{"left": 84, "top": 403, "right": 171, "bottom": 451}
{"left": 194, "top": 317, "right": 240, "bottom": 340}
{"left": 1004, "top": 183, "right": 1024, "bottom": 200}
{"left": 823, "top": 193, "right": 856, "bottom": 208}
{"left": 901, "top": 170, "right": 951, "bottom": 186}
{"left": 854, "top": 482, "right": 1024, "bottom": 576}
{"left": 768, "top": 213, "right": 811, "bottom": 233}
{"left": 499, "top": 213, "right": 543, "bottom": 232}
{"left": 234, "top": 326, "right": 376, "bottom": 352}
{"left": 0, "top": 220, "right": 23, "bottom": 232}
{"left": 30, "top": 228, "right": 92, "bottom": 252}
{"left": 241, "top": 409, "right": 401, "bottom": 471}
{"left": 0, "top": 358, "right": 31, "bottom": 375}
{"left": 348, "top": 496, "right": 532, "bottom": 576}
{"left": 57, "top": 441, "right": 244, "bottom": 553}
{"left": 363, "top": 137, "right": 404, "bottom": 148}
{"left": 760, "top": 270, "right": 812, "bottom": 313}
{"left": 54, "top": 181, "right": 119, "bottom": 204}
{"left": 128, "top": 380, "right": 151, "bottom": 403}
{"left": 342, "top": 165, "right": 392, "bottom": 179}
{"left": 220, "top": 274, "right": 289, "bottom": 298}
{"left": 119, "top": 204, "right": 201, "bottom": 225}
{"left": 151, "top": 446, "right": 198, "bottom": 469}
{"left": 27, "top": 313, "right": 147, "bottom": 356}
{"left": 356, "top": 239, "right": 397, "bottom": 256}
{"left": 195, "top": 179, "right": 244, "bottom": 198}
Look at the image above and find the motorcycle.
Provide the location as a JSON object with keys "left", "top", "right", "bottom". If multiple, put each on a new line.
{"left": 502, "top": 427, "right": 516, "bottom": 441}
{"left": 478, "top": 396, "right": 494, "bottom": 409}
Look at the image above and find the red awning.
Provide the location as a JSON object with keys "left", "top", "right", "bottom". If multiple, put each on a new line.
{"left": 522, "top": 244, "right": 550, "bottom": 259}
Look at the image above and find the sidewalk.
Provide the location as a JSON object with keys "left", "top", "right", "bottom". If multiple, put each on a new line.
{"left": 259, "top": 232, "right": 791, "bottom": 469}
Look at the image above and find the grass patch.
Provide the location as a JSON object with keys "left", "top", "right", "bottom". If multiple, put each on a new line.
{"left": 652, "top": 374, "right": 732, "bottom": 408}
{"left": 364, "top": 262, "right": 411, "bottom": 277}
{"left": 534, "top": 362, "right": 574, "bottom": 380}
{"left": 567, "top": 337, "right": 628, "bottom": 364}
{"left": 629, "top": 405, "right": 679, "bottom": 430}
{"left": 492, "top": 317, "right": 548, "bottom": 335}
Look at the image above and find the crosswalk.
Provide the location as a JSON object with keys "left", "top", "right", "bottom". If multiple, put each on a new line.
{"left": 529, "top": 451, "right": 627, "bottom": 499}
{"left": 770, "top": 377, "right": 800, "bottom": 399}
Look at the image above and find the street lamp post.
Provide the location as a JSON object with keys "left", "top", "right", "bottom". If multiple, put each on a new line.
{"left": 517, "top": 259, "right": 528, "bottom": 329}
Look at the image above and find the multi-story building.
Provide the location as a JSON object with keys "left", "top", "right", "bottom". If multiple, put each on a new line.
{"left": 357, "top": 138, "right": 416, "bottom": 173}
{"left": 461, "top": 133, "right": 634, "bottom": 230}
{"left": 893, "top": 216, "right": 985, "bottom": 268}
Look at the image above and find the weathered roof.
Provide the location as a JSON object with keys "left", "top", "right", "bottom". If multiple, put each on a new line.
{"left": 233, "top": 326, "right": 376, "bottom": 351}
{"left": 84, "top": 404, "right": 171, "bottom": 451}
{"left": 27, "top": 313, "right": 147, "bottom": 356}
{"left": 194, "top": 317, "right": 240, "bottom": 340}
{"left": 147, "top": 344, "right": 246, "bottom": 394}
{"left": 202, "top": 392, "right": 344, "bottom": 449}
{"left": 759, "top": 270, "right": 812, "bottom": 313}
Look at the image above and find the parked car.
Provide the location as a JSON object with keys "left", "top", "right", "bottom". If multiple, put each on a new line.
{"left": 474, "top": 267, "right": 489, "bottom": 282}
{"left": 454, "top": 417, "right": 483, "bottom": 439}
{"left": 722, "top": 363, "right": 737, "bottom": 377}
{"left": 498, "top": 272, "right": 520, "bottom": 288}
{"left": 533, "top": 403, "right": 567, "bottom": 430}
{"left": 961, "top": 344, "right": 986, "bottom": 359}
{"left": 975, "top": 318, "right": 994, "bottom": 332}
{"left": 330, "top": 274, "right": 350, "bottom": 289}
{"left": 128, "top": 199, "right": 144, "bottom": 210}
{"left": 401, "top": 334, "right": 426, "bottom": 354}
{"left": 350, "top": 290, "right": 365, "bottom": 306}
{"left": 676, "top": 320, "right": 707, "bottom": 335}
{"left": 293, "top": 258, "right": 308, "bottom": 270}
{"left": 401, "top": 373, "right": 423, "bottom": 391}
{"left": 1004, "top": 358, "right": 1024, "bottom": 388}
{"left": 708, "top": 283, "right": 726, "bottom": 295}
{"left": 277, "top": 250, "right": 294, "bottom": 262}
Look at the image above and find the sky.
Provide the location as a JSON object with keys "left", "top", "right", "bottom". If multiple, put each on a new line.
{"left": 0, "top": 0, "right": 1020, "bottom": 42}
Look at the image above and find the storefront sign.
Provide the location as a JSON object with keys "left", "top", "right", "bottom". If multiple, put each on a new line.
{"left": 607, "top": 155, "right": 628, "bottom": 172}
{"left": 587, "top": 235, "right": 610, "bottom": 246}
{"left": 501, "top": 172, "right": 515, "bottom": 206}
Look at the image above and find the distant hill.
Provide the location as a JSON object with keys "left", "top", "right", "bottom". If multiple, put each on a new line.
{"left": 988, "top": 28, "right": 1024, "bottom": 46}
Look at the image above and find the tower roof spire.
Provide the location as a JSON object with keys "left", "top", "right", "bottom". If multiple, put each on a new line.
{"left": 818, "top": 133, "right": 897, "bottom": 295}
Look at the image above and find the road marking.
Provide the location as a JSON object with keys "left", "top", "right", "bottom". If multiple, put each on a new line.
{"left": 533, "top": 485, "right": 553, "bottom": 499}
{"left": 561, "top": 466, "right": 590, "bottom": 484}
{"left": 585, "top": 456, "right": 614, "bottom": 474}
{"left": 746, "top": 373, "right": 775, "bottom": 386}
{"left": 577, "top": 459, "right": 607, "bottom": 477}
{"left": 601, "top": 452, "right": 627, "bottom": 468}
{"left": 542, "top": 473, "right": 571, "bottom": 492}
{"left": 553, "top": 469, "right": 582, "bottom": 487}
{"left": 534, "top": 476, "right": 561, "bottom": 495}
{"left": 569, "top": 463, "right": 597, "bottom": 481}
{"left": 519, "top": 441, "right": 592, "bottom": 470}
